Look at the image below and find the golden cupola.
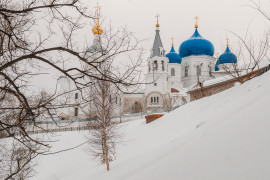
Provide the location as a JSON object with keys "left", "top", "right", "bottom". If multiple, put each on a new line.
{"left": 92, "top": 2, "right": 103, "bottom": 35}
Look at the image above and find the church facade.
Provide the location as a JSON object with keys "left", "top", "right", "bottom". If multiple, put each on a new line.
{"left": 121, "top": 18, "right": 238, "bottom": 114}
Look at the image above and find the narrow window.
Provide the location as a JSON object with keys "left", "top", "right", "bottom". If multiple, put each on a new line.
{"left": 75, "top": 107, "right": 79, "bottom": 117}
{"left": 151, "top": 97, "right": 153, "bottom": 103}
{"left": 171, "top": 68, "right": 175, "bottom": 76}
{"left": 153, "top": 60, "right": 158, "bottom": 71}
{"left": 75, "top": 93, "right": 78, "bottom": 99}
{"left": 157, "top": 97, "right": 159, "bottom": 103}
{"left": 154, "top": 97, "right": 156, "bottom": 103}
{"left": 209, "top": 67, "right": 212, "bottom": 77}
{"left": 116, "top": 97, "right": 117, "bottom": 104}
{"left": 197, "top": 66, "right": 201, "bottom": 76}
{"left": 161, "top": 61, "right": 165, "bottom": 71}
{"left": 185, "top": 66, "right": 188, "bottom": 77}
{"left": 148, "top": 62, "right": 151, "bottom": 72}
{"left": 154, "top": 83, "right": 157, "bottom": 86}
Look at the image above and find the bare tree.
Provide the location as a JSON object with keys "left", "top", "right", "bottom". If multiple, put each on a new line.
{"left": 219, "top": 34, "right": 268, "bottom": 83}
{"left": 219, "top": 0, "right": 270, "bottom": 82}
{"left": 86, "top": 61, "right": 121, "bottom": 171}
{"left": 0, "top": 0, "right": 143, "bottom": 178}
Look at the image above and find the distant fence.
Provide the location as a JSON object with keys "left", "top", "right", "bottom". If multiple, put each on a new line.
{"left": 25, "top": 121, "right": 120, "bottom": 135}
{"left": 23, "top": 106, "right": 181, "bottom": 135}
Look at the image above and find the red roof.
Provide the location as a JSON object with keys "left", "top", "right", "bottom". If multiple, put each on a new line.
{"left": 171, "top": 88, "right": 179, "bottom": 93}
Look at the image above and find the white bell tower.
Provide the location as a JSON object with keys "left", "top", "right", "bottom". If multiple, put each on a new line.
{"left": 145, "top": 16, "right": 170, "bottom": 95}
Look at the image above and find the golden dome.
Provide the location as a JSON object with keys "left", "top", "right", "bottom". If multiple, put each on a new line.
{"left": 92, "top": 20, "right": 103, "bottom": 34}
{"left": 92, "top": 1, "right": 103, "bottom": 35}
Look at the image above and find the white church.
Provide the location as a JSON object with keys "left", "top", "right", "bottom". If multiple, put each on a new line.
{"left": 121, "top": 17, "right": 238, "bottom": 114}
{"left": 57, "top": 8, "right": 238, "bottom": 119}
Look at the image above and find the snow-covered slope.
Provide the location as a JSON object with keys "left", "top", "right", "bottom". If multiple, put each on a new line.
{"left": 34, "top": 71, "right": 270, "bottom": 180}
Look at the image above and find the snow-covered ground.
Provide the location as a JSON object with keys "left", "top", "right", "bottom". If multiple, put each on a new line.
{"left": 33, "top": 71, "right": 270, "bottom": 180}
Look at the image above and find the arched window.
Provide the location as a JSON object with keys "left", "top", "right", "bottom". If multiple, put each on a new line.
{"left": 185, "top": 66, "right": 188, "bottom": 77}
{"left": 196, "top": 66, "right": 201, "bottom": 76}
{"left": 153, "top": 60, "right": 158, "bottom": 71}
{"left": 154, "top": 97, "right": 156, "bottom": 103}
{"left": 161, "top": 61, "right": 165, "bottom": 71}
{"left": 157, "top": 97, "right": 159, "bottom": 103}
{"left": 171, "top": 68, "right": 175, "bottom": 76}
{"left": 151, "top": 97, "right": 153, "bottom": 103}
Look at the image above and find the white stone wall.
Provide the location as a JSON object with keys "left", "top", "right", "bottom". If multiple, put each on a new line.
{"left": 169, "top": 63, "right": 183, "bottom": 90}
{"left": 181, "top": 55, "right": 216, "bottom": 88}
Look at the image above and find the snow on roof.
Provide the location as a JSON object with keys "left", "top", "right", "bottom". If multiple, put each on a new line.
{"left": 189, "top": 62, "right": 270, "bottom": 91}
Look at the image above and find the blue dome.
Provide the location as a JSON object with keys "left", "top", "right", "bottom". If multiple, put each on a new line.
{"left": 215, "top": 60, "right": 220, "bottom": 71}
{"left": 179, "top": 28, "right": 215, "bottom": 58}
{"left": 166, "top": 45, "right": 182, "bottom": 64}
{"left": 219, "top": 47, "right": 237, "bottom": 64}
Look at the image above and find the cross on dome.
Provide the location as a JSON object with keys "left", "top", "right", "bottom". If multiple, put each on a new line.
{"left": 216, "top": 52, "right": 219, "bottom": 59}
{"left": 92, "top": 1, "right": 103, "bottom": 35}
{"left": 155, "top": 14, "right": 160, "bottom": 27}
{"left": 226, "top": 38, "right": 230, "bottom": 47}
{"left": 195, "top": 16, "right": 199, "bottom": 28}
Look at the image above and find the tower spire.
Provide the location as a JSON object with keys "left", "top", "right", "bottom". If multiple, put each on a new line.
{"left": 195, "top": 16, "right": 199, "bottom": 28}
{"left": 171, "top": 37, "right": 174, "bottom": 46}
{"left": 152, "top": 14, "right": 164, "bottom": 57}
{"left": 226, "top": 38, "right": 229, "bottom": 47}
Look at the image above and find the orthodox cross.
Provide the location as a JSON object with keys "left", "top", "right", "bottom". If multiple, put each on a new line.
{"left": 95, "top": 1, "right": 101, "bottom": 18}
{"left": 171, "top": 37, "right": 174, "bottom": 46}
{"left": 195, "top": 16, "right": 199, "bottom": 28}
{"left": 156, "top": 14, "right": 160, "bottom": 24}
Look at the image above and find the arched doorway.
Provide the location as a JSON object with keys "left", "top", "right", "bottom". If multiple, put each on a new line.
{"left": 132, "top": 101, "right": 142, "bottom": 113}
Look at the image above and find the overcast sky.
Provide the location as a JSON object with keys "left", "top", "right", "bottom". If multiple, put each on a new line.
{"left": 93, "top": 0, "right": 269, "bottom": 54}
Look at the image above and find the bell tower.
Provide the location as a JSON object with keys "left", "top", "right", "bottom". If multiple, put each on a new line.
{"left": 145, "top": 15, "right": 170, "bottom": 95}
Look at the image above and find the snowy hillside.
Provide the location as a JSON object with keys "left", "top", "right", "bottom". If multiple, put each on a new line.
{"left": 33, "top": 71, "right": 270, "bottom": 180}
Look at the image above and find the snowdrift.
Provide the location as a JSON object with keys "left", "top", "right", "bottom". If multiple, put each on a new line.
{"left": 33, "top": 71, "right": 270, "bottom": 180}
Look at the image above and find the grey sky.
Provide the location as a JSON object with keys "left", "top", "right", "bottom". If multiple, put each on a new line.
{"left": 96, "top": 0, "right": 268, "bottom": 54}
